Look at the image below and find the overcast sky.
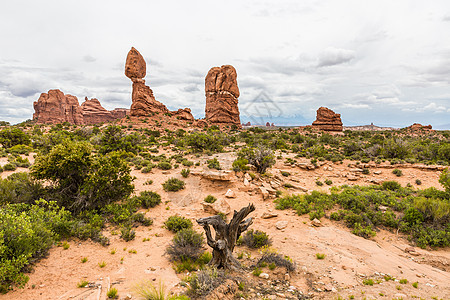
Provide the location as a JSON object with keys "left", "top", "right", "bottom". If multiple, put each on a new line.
{"left": 1, "top": 0, "right": 449, "bottom": 128}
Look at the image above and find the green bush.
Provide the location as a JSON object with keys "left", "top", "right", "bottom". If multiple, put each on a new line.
{"left": 132, "top": 191, "right": 161, "bottom": 208}
{"left": 166, "top": 228, "right": 204, "bottom": 262}
{"left": 0, "top": 172, "right": 45, "bottom": 205}
{"left": 392, "top": 169, "right": 403, "bottom": 177}
{"left": 239, "top": 229, "right": 272, "bottom": 249}
{"left": 180, "top": 168, "right": 190, "bottom": 178}
{"left": 232, "top": 158, "right": 249, "bottom": 172}
{"left": 382, "top": 181, "right": 401, "bottom": 191}
{"left": 162, "top": 178, "right": 185, "bottom": 192}
{"left": 120, "top": 226, "right": 136, "bottom": 241}
{"left": 157, "top": 161, "right": 172, "bottom": 170}
{"left": 0, "top": 200, "right": 72, "bottom": 292}
{"left": 207, "top": 158, "right": 221, "bottom": 170}
{"left": 257, "top": 252, "right": 295, "bottom": 271}
{"left": 238, "top": 145, "right": 275, "bottom": 174}
{"left": 165, "top": 215, "right": 193, "bottom": 232}
{"left": 204, "top": 195, "right": 217, "bottom": 203}
{"left": 0, "top": 127, "right": 30, "bottom": 148}
{"left": 31, "top": 141, "right": 134, "bottom": 213}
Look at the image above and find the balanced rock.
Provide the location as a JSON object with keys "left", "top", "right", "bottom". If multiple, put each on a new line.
{"left": 125, "top": 47, "right": 146, "bottom": 80}
{"left": 33, "top": 89, "right": 84, "bottom": 125}
{"left": 125, "top": 47, "right": 194, "bottom": 120}
{"left": 312, "top": 107, "right": 343, "bottom": 131}
{"left": 205, "top": 65, "right": 240, "bottom": 125}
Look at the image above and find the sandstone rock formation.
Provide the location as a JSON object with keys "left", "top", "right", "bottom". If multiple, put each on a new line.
{"left": 81, "top": 97, "right": 117, "bottom": 124}
{"left": 312, "top": 107, "right": 343, "bottom": 131}
{"left": 205, "top": 65, "right": 240, "bottom": 125}
{"left": 33, "top": 89, "right": 84, "bottom": 125}
{"left": 405, "top": 123, "right": 433, "bottom": 131}
{"left": 125, "top": 47, "right": 194, "bottom": 120}
{"left": 33, "top": 90, "right": 127, "bottom": 125}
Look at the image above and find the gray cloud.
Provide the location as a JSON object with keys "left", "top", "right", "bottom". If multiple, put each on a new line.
{"left": 83, "top": 55, "right": 97, "bottom": 63}
{"left": 317, "top": 48, "right": 355, "bottom": 68}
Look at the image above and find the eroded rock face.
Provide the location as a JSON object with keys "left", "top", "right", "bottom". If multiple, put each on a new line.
{"left": 81, "top": 97, "right": 116, "bottom": 124}
{"left": 34, "top": 90, "right": 127, "bottom": 125}
{"left": 205, "top": 65, "right": 240, "bottom": 125}
{"left": 125, "top": 47, "right": 194, "bottom": 120}
{"left": 33, "top": 89, "right": 84, "bottom": 125}
{"left": 312, "top": 107, "right": 343, "bottom": 131}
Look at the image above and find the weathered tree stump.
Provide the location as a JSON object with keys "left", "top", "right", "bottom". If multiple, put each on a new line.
{"left": 197, "top": 203, "right": 255, "bottom": 270}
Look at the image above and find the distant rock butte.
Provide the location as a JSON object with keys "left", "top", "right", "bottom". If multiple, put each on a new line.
{"left": 205, "top": 65, "right": 240, "bottom": 125}
{"left": 312, "top": 107, "right": 343, "bottom": 131}
{"left": 125, "top": 47, "right": 194, "bottom": 120}
{"left": 405, "top": 123, "right": 433, "bottom": 131}
{"left": 33, "top": 89, "right": 128, "bottom": 125}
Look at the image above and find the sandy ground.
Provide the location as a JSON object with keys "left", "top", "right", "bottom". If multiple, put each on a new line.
{"left": 1, "top": 151, "right": 449, "bottom": 299}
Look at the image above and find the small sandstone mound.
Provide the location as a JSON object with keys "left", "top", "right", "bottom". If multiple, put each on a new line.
{"left": 405, "top": 123, "right": 433, "bottom": 131}
{"left": 205, "top": 65, "right": 240, "bottom": 125}
{"left": 312, "top": 106, "right": 343, "bottom": 131}
{"left": 33, "top": 89, "right": 84, "bottom": 125}
{"left": 81, "top": 97, "right": 117, "bottom": 124}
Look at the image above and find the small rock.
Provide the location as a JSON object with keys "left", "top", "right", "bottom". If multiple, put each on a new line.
{"left": 311, "top": 218, "right": 322, "bottom": 227}
{"left": 276, "top": 221, "right": 288, "bottom": 230}
{"left": 260, "top": 187, "right": 270, "bottom": 200}
{"left": 373, "top": 171, "right": 382, "bottom": 175}
{"left": 202, "top": 199, "right": 231, "bottom": 215}
{"left": 350, "top": 168, "right": 363, "bottom": 172}
{"left": 347, "top": 175, "right": 358, "bottom": 181}
{"left": 224, "top": 189, "right": 236, "bottom": 198}
{"left": 394, "top": 293, "right": 407, "bottom": 299}
{"left": 284, "top": 273, "right": 290, "bottom": 281}
{"left": 378, "top": 205, "right": 388, "bottom": 211}
{"left": 259, "top": 273, "right": 269, "bottom": 279}
{"left": 125, "top": 294, "right": 133, "bottom": 299}
{"left": 261, "top": 212, "right": 278, "bottom": 219}
{"left": 243, "top": 178, "right": 249, "bottom": 186}
{"left": 244, "top": 172, "right": 252, "bottom": 181}
{"left": 276, "top": 293, "right": 285, "bottom": 298}
{"left": 301, "top": 266, "right": 308, "bottom": 272}
{"left": 425, "top": 283, "right": 435, "bottom": 287}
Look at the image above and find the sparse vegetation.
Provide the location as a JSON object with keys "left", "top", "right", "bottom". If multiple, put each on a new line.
{"left": 162, "top": 178, "right": 185, "bottom": 192}
{"left": 165, "top": 215, "right": 193, "bottom": 233}
{"left": 204, "top": 195, "right": 217, "bottom": 203}
{"left": 238, "top": 229, "right": 272, "bottom": 249}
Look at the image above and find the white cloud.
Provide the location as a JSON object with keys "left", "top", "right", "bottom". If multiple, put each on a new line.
{"left": 317, "top": 48, "right": 355, "bottom": 67}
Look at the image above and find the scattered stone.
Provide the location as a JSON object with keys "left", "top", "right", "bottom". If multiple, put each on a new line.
{"left": 297, "top": 162, "right": 316, "bottom": 170}
{"left": 202, "top": 199, "right": 231, "bottom": 215}
{"left": 311, "top": 218, "right": 322, "bottom": 227}
{"left": 276, "top": 221, "right": 288, "bottom": 230}
{"left": 350, "top": 168, "right": 363, "bottom": 172}
{"left": 347, "top": 175, "right": 358, "bottom": 181}
{"left": 244, "top": 173, "right": 253, "bottom": 181}
{"left": 224, "top": 189, "right": 236, "bottom": 198}
{"left": 243, "top": 178, "right": 250, "bottom": 186}
{"left": 373, "top": 171, "right": 382, "bottom": 175}
{"left": 200, "top": 170, "right": 233, "bottom": 181}
{"left": 261, "top": 212, "right": 278, "bottom": 219}
{"left": 284, "top": 273, "right": 290, "bottom": 281}
{"left": 394, "top": 293, "right": 407, "bottom": 299}
{"left": 260, "top": 187, "right": 270, "bottom": 200}
{"left": 259, "top": 273, "right": 269, "bottom": 279}
{"left": 378, "top": 205, "right": 388, "bottom": 211}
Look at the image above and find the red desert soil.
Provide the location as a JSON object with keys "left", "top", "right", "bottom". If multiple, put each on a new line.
{"left": 1, "top": 151, "right": 449, "bottom": 300}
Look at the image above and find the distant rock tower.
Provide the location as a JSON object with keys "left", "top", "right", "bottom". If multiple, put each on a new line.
{"left": 205, "top": 65, "right": 240, "bottom": 125}
{"left": 312, "top": 107, "right": 343, "bottom": 131}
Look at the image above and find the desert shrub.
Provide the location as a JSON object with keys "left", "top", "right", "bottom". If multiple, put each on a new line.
{"left": 162, "top": 178, "right": 185, "bottom": 192}
{"left": 415, "top": 179, "right": 422, "bottom": 185}
{"left": 239, "top": 229, "right": 272, "bottom": 248}
{"left": 324, "top": 179, "right": 333, "bottom": 185}
{"left": 157, "top": 161, "right": 172, "bottom": 170}
{"left": 166, "top": 228, "right": 204, "bottom": 261}
{"left": 0, "top": 127, "right": 30, "bottom": 148}
{"left": 132, "top": 191, "right": 161, "bottom": 208}
{"left": 315, "top": 180, "right": 323, "bottom": 186}
{"left": 3, "top": 163, "right": 16, "bottom": 171}
{"left": 98, "top": 125, "right": 142, "bottom": 154}
{"left": 183, "top": 132, "right": 227, "bottom": 152}
{"left": 165, "top": 215, "right": 193, "bottom": 232}
{"left": 204, "top": 195, "right": 217, "bottom": 203}
{"left": 238, "top": 145, "right": 275, "bottom": 174}
{"left": 382, "top": 181, "right": 401, "bottom": 191}
{"left": 180, "top": 168, "right": 190, "bottom": 178}
{"left": 106, "top": 287, "right": 118, "bottom": 299}
{"left": 206, "top": 158, "right": 221, "bottom": 170}
{"left": 188, "top": 267, "right": 224, "bottom": 297}
{"left": 0, "top": 172, "right": 45, "bottom": 205}
{"left": 392, "top": 169, "right": 403, "bottom": 177}
{"left": 181, "top": 159, "right": 194, "bottom": 167}
{"left": 232, "top": 158, "right": 249, "bottom": 172}
{"left": 120, "top": 226, "right": 136, "bottom": 241}
{"left": 439, "top": 167, "right": 450, "bottom": 192}
{"left": 0, "top": 200, "right": 72, "bottom": 292}
{"left": 257, "top": 252, "right": 295, "bottom": 272}
{"left": 31, "top": 141, "right": 134, "bottom": 213}
{"left": 352, "top": 223, "right": 376, "bottom": 238}
{"left": 8, "top": 144, "right": 33, "bottom": 155}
